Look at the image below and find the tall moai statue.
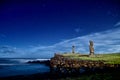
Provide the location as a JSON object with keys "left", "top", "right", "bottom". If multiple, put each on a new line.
{"left": 72, "top": 45, "right": 75, "bottom": 54}
{"left": 89, "top": 40, "right": 95, "bottom": 57}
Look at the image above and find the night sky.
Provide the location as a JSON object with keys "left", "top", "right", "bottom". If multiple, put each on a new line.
{"left": 0, "top": 0, "right": 120, "bottom": 58}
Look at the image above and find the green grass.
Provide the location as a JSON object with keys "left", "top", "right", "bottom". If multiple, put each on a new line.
{"left": 59, "top": 68, "right": 120, "bottom": 80}
{"left": 60, "top": 73, "right": 112, "bottom": 80}
{"left": 62, "top": 53, "right": 120, "bottom": 64}
{"left": 59, "top": 72, "right": 117, "bottom": 80}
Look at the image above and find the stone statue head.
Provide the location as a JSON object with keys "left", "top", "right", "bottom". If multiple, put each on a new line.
{"left": 89, "top": 40, "right": 93, "bottom": 46}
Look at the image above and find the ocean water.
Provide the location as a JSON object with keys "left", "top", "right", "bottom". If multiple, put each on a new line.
{"left": 0, "top": 58, "right": 50, "bottom": 77}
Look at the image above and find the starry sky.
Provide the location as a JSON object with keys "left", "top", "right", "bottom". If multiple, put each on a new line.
{"left": 0, "top": 0, "right": 120, "bottom": 58}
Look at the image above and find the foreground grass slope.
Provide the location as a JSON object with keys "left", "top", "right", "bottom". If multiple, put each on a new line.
{"left": 62, "top": 53, "right": 120, "bottom": 64}
{"left": 60, "top": 71, "right": 119, "bottom": 80}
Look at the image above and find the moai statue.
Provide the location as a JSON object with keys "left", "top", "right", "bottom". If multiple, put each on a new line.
{"left": 72, "top": 45, "right": 75, "bottom": 54}
{"left": 89, "top": 40, "right": 95, "bottom": 57}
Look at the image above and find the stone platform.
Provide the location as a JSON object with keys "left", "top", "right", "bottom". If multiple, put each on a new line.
{"left": 50, "top": 54, "right": 120, "bottom": 73}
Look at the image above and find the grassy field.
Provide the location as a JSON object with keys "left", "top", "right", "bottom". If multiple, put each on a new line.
{"left": 62, "top": 53, "right": 120, "bottom": 64}
{"left": 59, "top": 71, "right": 119, "bottom": 80}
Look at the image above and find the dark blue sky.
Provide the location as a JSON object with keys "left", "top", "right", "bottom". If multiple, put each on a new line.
{"left": 0, "top": 0, "right": 120, "bottom": 48}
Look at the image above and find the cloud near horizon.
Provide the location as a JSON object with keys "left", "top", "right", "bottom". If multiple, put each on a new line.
{"left": 29, "top": 27, "right": 120, "bottom": 58}
{"left": 114, "top": 21, "right": 120, "bottom": 27}
{"left": 0, "top": 27, "right": 120, "bottom": 58}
